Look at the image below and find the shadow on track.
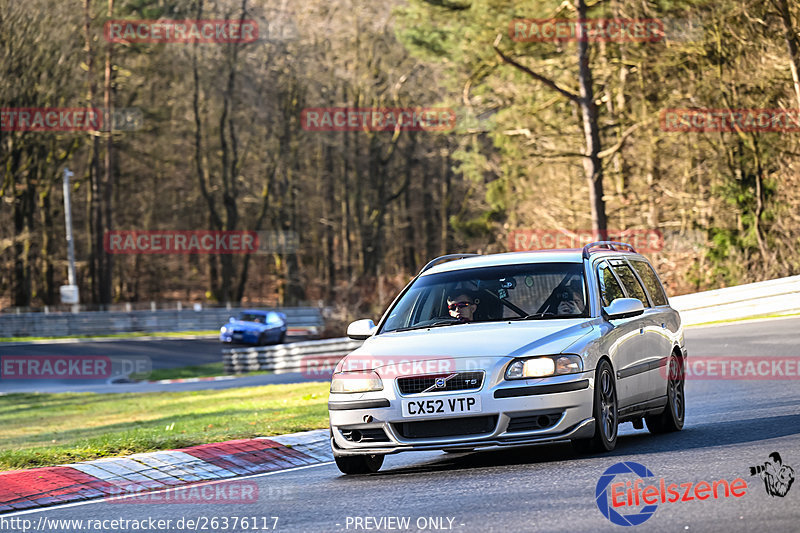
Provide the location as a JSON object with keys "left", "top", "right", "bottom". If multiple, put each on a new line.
{"left": 336, "top": 413, "right": 800, "bottom": 479}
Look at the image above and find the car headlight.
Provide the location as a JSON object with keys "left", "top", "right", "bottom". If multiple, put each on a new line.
{"left": 220, "top": 326, "right": 228, "bottom": 333}
{"left": 505, "top": 355, "right": 583, "bottom": 379}
{"left": 330, "top": 370, "right": 383, "bottom": 393}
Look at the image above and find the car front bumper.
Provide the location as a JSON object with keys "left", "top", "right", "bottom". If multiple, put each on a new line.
{"left": 329, "top": 372, "right": 595, "bottom": 456}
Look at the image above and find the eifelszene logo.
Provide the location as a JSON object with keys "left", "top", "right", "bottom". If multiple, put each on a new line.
{"left": 595, "top": 462, "right": 748, "bottom": 526}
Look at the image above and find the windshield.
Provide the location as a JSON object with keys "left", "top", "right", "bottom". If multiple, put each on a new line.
{"left": 238, "top": 312, "right": 266, "bottom": 323}
{"left": 380, "top": 263, "right": 588, "bottom": 333}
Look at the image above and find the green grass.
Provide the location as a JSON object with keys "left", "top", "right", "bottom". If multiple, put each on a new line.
{"left": 0, "top": 330, "right": 219, "bottom": 342}
{"left": 0, "top": 382, "right": 330, "bottom": 471}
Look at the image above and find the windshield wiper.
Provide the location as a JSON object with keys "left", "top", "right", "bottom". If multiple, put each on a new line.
{"left": 393, "top": 320, "right": 461, "bottom": 333}
{"left": 509, "top": 312, "right": 562, "bottom": 320}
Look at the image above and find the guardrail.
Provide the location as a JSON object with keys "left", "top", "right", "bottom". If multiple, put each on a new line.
{"left": 224, "top": 337, "right": 363, "bottom": 375}
{"left": 669, "top": 275, "right": 800, "bottom": 326}
{"left": 0, "top": 307, "right": 325, "bottom": 338}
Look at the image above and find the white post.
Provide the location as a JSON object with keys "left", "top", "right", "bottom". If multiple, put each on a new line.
{"left": 63, "top": 168, "right": 77, "bottom": 287}
{"left": 62, "top": 167, "right": 79, "bottom": 312}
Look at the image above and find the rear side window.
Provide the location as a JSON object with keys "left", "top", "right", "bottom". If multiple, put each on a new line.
{"left": 597, "top": 262, "right": 625, "bottom": 307}
{"left": 611, "top": 262, "right": 651, "bottom": 307}
{"left": 631, "top": 260, "right": 669, "bottom": 306}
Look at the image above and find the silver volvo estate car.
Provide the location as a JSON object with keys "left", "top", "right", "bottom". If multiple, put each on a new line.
{"left": 328, "top": 241, "right": 687, "bottom": 474}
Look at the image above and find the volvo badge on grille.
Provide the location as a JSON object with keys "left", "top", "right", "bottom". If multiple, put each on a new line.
{"left": 435, "top": 377, "right": 446, "bottom": 388}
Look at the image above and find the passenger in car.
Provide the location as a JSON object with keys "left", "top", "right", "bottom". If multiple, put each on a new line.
{"left": 447, "top": 292, "right": 478, "bottom": 322}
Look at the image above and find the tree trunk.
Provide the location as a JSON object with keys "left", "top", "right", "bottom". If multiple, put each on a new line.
{"left": 323, "top": 143, "right": 336, "bottom": 299}
{"left": 439, "top": 150, "right": 450, "bottom": 255}
{"left": 575, "top": 0, "right": 607, "bottom": 235}
{"left": 12, "top": 151, "right": 33, "bottom": 307}
{"left": 38, "top": 158, "right": 56, "bottom": 305}
{"left": 102, "top": 0, "right": 115, "bottom": 302}
{"left": 774, "top": 0, "right": 800, "bottom": 109}
{"left": 84, "top": 0, "right": 108, "bottom": 305}
{"left": 402, "top": 174, "right": 416, "bottom": 272}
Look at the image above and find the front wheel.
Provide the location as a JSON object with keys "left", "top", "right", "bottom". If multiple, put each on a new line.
{"left": 646, "top": 354, "right": 685, "bottom": 434}
{"left": 334, "top": 454, "right": 384, "bottom": 475}
{"left": 572, "top": 359, "right": 618, "bottom": 453}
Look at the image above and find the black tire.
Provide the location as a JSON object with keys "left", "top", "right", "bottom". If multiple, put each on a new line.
{"left": 277, "top": 332, "right": 286, "bottom": 344}
{"left": 572, "top": 359, "right": 618, "bottom": 454}
{"left": 334, "top": 454, "right": 384, "bottom": 475}
{"left": 257, "top": 332, "right": 269, "bottom": 346}
{"left": 646, "top": 354, "right": 685, "bottom": 434}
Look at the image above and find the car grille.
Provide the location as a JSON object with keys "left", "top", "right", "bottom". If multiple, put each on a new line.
{"left": 340, "top": 428, "right": 390, "bottom": 443}
{"left": 505, "top": 412, "right": 562, "bottom": 433}
{"left": 397, "top": 371, "right": 484, "bottom": 395}
{"left": 393, "top": 415, "right": 498, "bottom": 439}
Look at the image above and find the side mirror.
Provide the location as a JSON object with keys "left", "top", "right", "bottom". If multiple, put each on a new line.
{"left": 347, "top": 319, "right": 376, "bottom": 340}
{"left": 604, "top": 298, "right": 645, "bottom": 320}
{"left": 229, "top": 317, "right": 236, "bottom": 323}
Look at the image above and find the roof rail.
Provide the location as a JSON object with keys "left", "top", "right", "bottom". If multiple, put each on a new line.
{"left": 419, "top": 253, "right": 481, "bottom": 274}
{"left": 582, "top": 241, "right": 637, "bottom": 260}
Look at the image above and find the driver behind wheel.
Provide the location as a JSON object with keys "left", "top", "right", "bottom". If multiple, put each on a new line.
{"left": 447, "top": 291, "right": 477, "bottom": 323}
{"left": 556, "top": 281, "right": 585, "bottom": 315}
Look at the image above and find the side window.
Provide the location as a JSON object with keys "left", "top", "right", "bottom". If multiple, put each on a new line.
{"left": 631, "top": 260, "right": 669, "bottom": 306}
{"left": 597, "top": 262, "right": 625, "bottom": 307}
{"left": 611, "top": 262, "right": 651, "bottom": 307}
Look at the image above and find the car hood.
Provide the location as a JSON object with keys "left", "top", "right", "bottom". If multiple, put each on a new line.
{"left": 342, "top": 319, "right": 596, "bottom": 372}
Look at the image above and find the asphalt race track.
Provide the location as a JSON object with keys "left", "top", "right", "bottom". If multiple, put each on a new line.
{"left": 2, "top": 317, "right": 798, "bottom": 532}
{"left": 0, "top": 337, "right": 224, "bottom": 369}
{"left": 0, "top": 337, "right": 325, "bottom": 394}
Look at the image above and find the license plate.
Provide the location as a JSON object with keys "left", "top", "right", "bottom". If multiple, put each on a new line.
{"left": 401, "top": 395, "right": 481, "bottom": 418}
{"left": 233, "top": 332, "right": 243, "bottom": 339}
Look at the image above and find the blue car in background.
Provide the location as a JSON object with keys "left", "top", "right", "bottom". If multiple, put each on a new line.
{"left": 220, "top": 310, "right": 287, "bottom": 345}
